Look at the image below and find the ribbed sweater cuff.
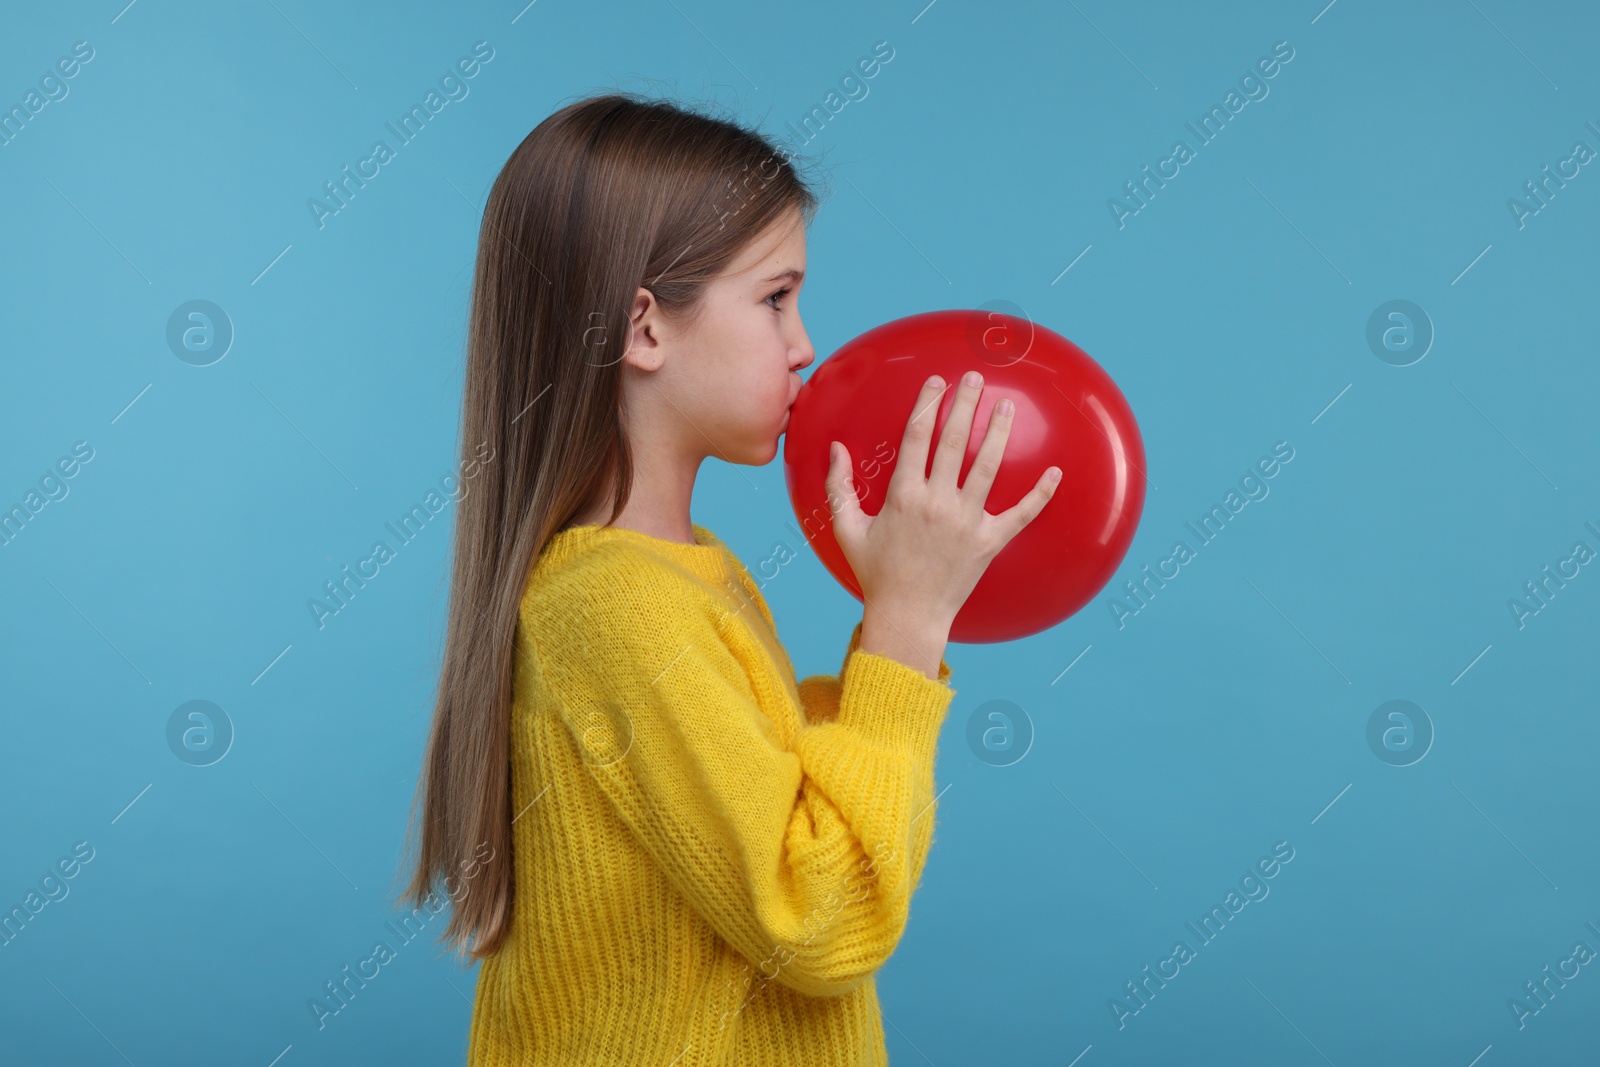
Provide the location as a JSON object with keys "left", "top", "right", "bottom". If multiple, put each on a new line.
{"left": 841, "top": 620, "right": 952, "bottom": 686}
{"left": 836, "top": 648, "right": 954, "bottom": 758}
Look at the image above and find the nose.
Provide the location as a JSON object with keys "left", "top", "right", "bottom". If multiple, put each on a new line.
{"left": 792, "top": 323, "right": 816, "bottom": 373}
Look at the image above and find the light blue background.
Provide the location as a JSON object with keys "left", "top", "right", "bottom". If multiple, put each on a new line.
{"left": 3, "top": 1, "right": 1597, "bottom": 1064}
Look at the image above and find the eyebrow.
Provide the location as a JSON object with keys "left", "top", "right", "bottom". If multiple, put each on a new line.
{"left": 759, "top": 268, "right": 805, "bottom": 285}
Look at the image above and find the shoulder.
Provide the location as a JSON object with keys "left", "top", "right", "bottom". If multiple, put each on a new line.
{"left": 520, "top": 534, "right": 723, "bottom": 650}
{"left": 519, "top": 536, "right": 763, "bottom": 705}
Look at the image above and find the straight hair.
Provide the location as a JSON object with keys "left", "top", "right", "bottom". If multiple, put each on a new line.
{"left": 398, "top": 91, "right": 821, "bottom": 960}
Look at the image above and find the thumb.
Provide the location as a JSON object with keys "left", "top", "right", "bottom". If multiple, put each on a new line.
{"left": 824, "top": 441, "right": 863, "bottom": 537}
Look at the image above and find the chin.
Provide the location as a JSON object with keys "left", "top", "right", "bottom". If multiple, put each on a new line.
{"left": 724, "top": 433, "right": 782, "bottom": 466}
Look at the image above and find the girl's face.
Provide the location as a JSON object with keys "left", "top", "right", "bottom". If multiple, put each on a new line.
{"left": 634, "top": 207, "right": 815, "bottom": 467}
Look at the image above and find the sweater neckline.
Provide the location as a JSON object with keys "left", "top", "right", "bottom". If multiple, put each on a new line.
{"left": 543, "top": 521, "right": 734, "bottom": 586}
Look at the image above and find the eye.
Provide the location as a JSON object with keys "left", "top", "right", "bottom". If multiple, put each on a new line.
{"left": 765, "top": 286, "right": 791, "bottom": 312}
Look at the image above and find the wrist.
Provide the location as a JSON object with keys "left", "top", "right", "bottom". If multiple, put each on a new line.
{"left": 858, "top": 602, "right": 950, "bottom": 681}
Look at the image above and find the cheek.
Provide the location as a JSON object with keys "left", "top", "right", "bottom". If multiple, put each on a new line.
{"left": 765, "top": 351, "right": 792, "bottom": 409}
{"left": 736, "top": 332, "right": 790, "bottom": 408}
{"left": 705, "top": 311, "right": 789, "bottom": 421}
{"left": 729, "top": 367, "right": 785, "bottom": 422}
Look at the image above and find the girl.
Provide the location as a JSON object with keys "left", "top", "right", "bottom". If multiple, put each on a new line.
{"left": 401, "top": 91, "right": 1061, "bottom": 1065}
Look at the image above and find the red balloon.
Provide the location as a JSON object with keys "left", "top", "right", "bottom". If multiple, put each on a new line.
{"left": 783, "top": 308, "right": 1146, "bottom": 644}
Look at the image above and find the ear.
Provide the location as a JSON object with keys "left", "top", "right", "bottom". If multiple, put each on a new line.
{"left": 623, "top": 287, "right": 666, "bottom": 371}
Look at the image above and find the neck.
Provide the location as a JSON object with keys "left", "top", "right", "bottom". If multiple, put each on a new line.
{"left": 572, "top": 451, "right": 705, "bottom": 545}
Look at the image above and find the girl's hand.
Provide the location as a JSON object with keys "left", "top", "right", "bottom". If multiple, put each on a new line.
{"left": 825, "top": 369, "right": 1062, "bottom": 640}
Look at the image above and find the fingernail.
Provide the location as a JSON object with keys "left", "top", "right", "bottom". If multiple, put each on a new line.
{"left": 997, "top": 398, "right": 1014, "bottom": 416}
{"left": 927, "top": 375, "right": 944, "bottom": 389}
{"left": 1048, "top": 467, "right": 1061, "bottom": 482}
{"left": 963, "top": 370, "right": 982, "bottom": 388}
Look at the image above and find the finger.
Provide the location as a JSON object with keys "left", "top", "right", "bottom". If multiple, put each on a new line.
{"left": 960, "top": 394, "right": 1015, "bottom": 509}
{"left": 888, "top": 375, "right": 949, "bottom": 496}
{"left": 929, "top": 370, "right": 984, "bottom": 488}
{"left": 824, "top": 439, "right": 863, "bottom": 532}
{"left": 999, "top": 465, "right": 1062, "bottom": 537}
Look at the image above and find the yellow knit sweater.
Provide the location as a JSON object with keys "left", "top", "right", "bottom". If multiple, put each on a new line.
{"left": 465, "top": 522, "right": 955, "bottom": 1065}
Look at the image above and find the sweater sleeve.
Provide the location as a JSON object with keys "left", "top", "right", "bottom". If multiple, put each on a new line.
{"left": 526, "top": 555, "right": 956, "bottom": 999}
{"left": 798, "top": 620, "right": 952, "bottom": 726}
